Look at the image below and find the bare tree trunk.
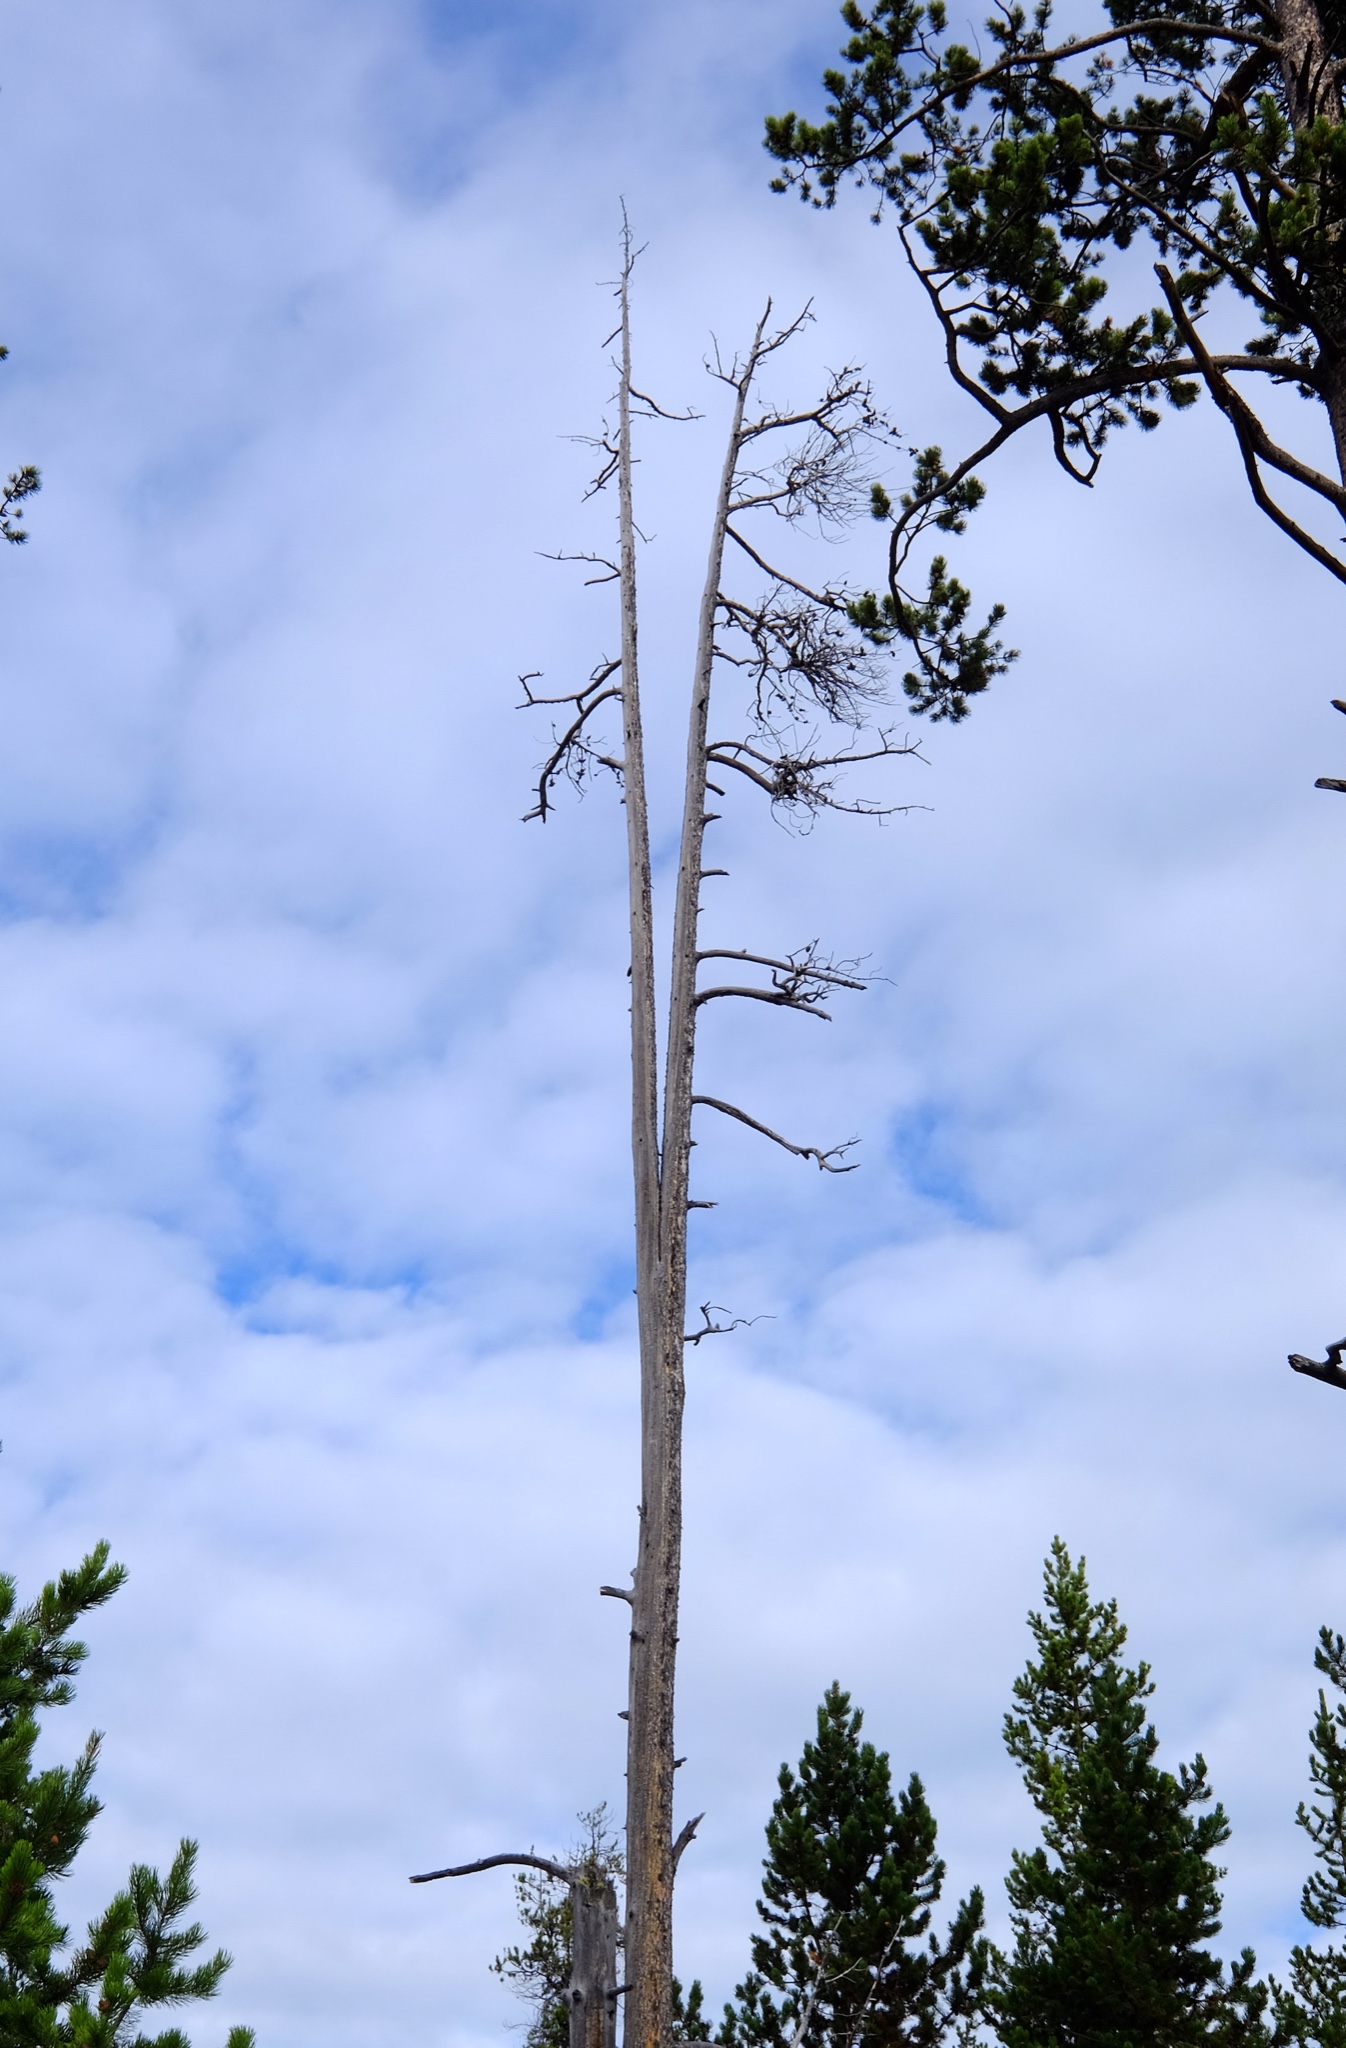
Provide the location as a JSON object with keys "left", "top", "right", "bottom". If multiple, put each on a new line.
{"left": 616, "top": 221, "right": 674, "bottom": 2048}
{"left": 622, "top": 316, "right": 763, "bottom": 2048}
{"left": 410, "top": 1849, "right": 619, "bottom": 2048}
{"left": 415, "top": 260, "right": 906, "bottom": 2048}
{"left": 570, "top": 1872, "right": 620, "bottom": 2048}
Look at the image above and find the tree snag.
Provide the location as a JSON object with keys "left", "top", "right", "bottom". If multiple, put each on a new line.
{"left": 413, "top": 218, "right": 997, "bottom": 2043}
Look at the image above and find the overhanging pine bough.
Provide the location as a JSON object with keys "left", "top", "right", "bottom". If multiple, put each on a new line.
{"left": 768, "top": 0, "right": 1346, "bottom": 590}
{"left": 411, "top": 227, "right": 996, "bottom": 2048}
{"left": 771, "top": 0, "right": 1346, "bottom": 1386}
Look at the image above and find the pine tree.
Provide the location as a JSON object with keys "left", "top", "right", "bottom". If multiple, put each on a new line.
{"left": 1269, "top": 1628, "right": 1346, "bottom": 2048}
{"left": 997, "top": 1539, "right": 1267, "bottom": 2048}
{"left": 0, "top": 1541, "right": 251, "bottom": 2048}
{"left": 769, "top": 0, "right": 1346, "bottom": 602}
{"left": 720, "top": 1682, "right": 989, "bottom": 2048}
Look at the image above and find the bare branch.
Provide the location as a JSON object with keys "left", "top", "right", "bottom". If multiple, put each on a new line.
{"left": 523, "top": 688, "right": 625, "bottom": 823}
{"left": 518, "top": 661, "right": 621, "bottom": 710}
{"left": 692, "top": 1094, "right": 860, "bottom": 1171}
{"left": 519, "top": 653, "right": 625, "bottom": 822}
{"left": 695, "top": 939, "right": 870, "bottom": 1018}
{"left": 694, "top": 984, "right": 832, "bottom": 1018}
{"left": 410, "top": 1852, "right": 573, "bottom": 1886}
{"left": 1152, "top": 269, "right": 1346, "bottom": 583}
{"left": 600, "top": 1583, "right": 635, "bottom": 1603}
{"left": 706, "top": 303, "right": 812, "bottom": 394}
{"left": 572, "top": 441, "right": 621, "bottom": 501}
{"left": 707, "top": 732, "right": 925, "bottom": 820}
{"left": 724, "top": 528, "right": 837, "bottom": 609}
{"left": 697, "top": 946, "right": 868, "bottom": 990}
{"left": 738, "top": 368, "right": 875, "bottom": 448}
{"left": 719, "top": 591, "right": 890, "bottom": 729}
{"left": 628, "top": 384, "right": 702, "bottom": 423}
{"left": 540, "top": 547, "right": 623, "bottom": 585}
{"left": 684, "top": 1301, "right": 773, "bottom": 1345}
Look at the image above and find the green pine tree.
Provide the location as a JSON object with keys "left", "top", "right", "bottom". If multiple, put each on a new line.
{"left": 719, "top": 1682, "right": 989, "bottom": 2048}
{"left": 0, "top": 1541, "right": 252, "bottom": 2048}
{"left": 1270, "top": 1628, "right": 1346, "bottom": 2048}
{"left": 996, "top": 1539, "right": 1267, "bottom": 2048}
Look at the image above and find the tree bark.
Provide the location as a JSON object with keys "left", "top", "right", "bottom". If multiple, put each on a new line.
{"left": 615, "top": 225, "right": 673, "bottom": 2048}
{"left": 570, "top": 1873, "right": 620, "bottom": 2048}
{"left": 621, "top": 313, "right": 760, "bottom": 2048}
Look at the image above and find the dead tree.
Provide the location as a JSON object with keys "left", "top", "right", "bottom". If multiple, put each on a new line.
{"left": 410, "top": 1850, "right": 621, "bottom": 2048}
{"left": 413, "top": 224, "right": 983, "bottom": 2047}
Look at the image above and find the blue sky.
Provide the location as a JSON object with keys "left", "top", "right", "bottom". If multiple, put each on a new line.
{"left": 0, "top": 0, "right": 1345, "bottom": 2041}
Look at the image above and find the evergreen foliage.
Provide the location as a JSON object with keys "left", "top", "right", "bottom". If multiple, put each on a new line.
{"left": 768, "top": 0, "right": 1346, "bottom": 608}
{"left": 996, "top": 1539, "right": 1267, "bottom": 2048}
{"left": 0, "top": 1542, "right": 250, "bottom": 2048}
{"left": 673, "top": 1977, "right": 713, "bottom": 2041}
{"left": 492, "top": 1868, "right": 572, "bottom": 2048}
{"left": 719, "top": 1682, "right": 988, "bottom": 2048}
{"left": 1270, "top": 1627, "right": 1346, "bottom": 2048}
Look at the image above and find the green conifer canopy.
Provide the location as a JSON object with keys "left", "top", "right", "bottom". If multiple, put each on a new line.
{"left": 769, "top": 0, "right": 1346, "bottom": 593}
{"left": 996, "top": 1539, "right": 1268, "bottom": 2048}
{"left": 0, "top": 1542, "right": 251, "bottom": 2048}
{"left": 720, "top": 1681, "right": 988, "bottom": 2048}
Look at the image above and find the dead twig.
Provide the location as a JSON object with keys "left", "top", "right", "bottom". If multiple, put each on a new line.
{"left": 692, "top": 1094, "right": 860, "bottom": 1172}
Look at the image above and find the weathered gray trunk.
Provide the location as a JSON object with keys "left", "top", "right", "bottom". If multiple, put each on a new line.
{"left": 614, "top": 235, "right": 673, "bottom": 2048}
{"left": 569, "top": 1873, "right": 620, "bottom": 2048}
{"left": 619, "top": 288, "right": 753, "bottom": 2048}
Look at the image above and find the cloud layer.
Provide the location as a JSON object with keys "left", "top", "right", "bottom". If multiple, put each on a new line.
{"left": 0, "top": 0, "right": 1342, "bottom": 2041}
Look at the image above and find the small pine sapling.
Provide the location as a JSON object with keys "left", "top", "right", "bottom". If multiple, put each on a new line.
{"left": 719, "top": 1682, "right": 989, "bottom": 2048}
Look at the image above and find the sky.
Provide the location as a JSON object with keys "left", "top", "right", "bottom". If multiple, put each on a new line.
{"left": 0, "top": 0, "right": 1344, "bottom": 2041}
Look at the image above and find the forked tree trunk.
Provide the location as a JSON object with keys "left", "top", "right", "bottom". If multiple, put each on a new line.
{"left": 617, "top": 265, "right": 759, "bottom": 2048}
{"left": 415, "top": 257, "right": 893, "bottom": 2048}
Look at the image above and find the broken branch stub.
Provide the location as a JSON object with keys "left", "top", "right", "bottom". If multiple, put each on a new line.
{"left": 1289, "top": 1340, "right": 1346, "bottom": 1393}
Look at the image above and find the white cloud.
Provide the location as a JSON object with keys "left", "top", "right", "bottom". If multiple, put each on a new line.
{"left": 0, "top": 0, "right": 1341, "bottom": 2041}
